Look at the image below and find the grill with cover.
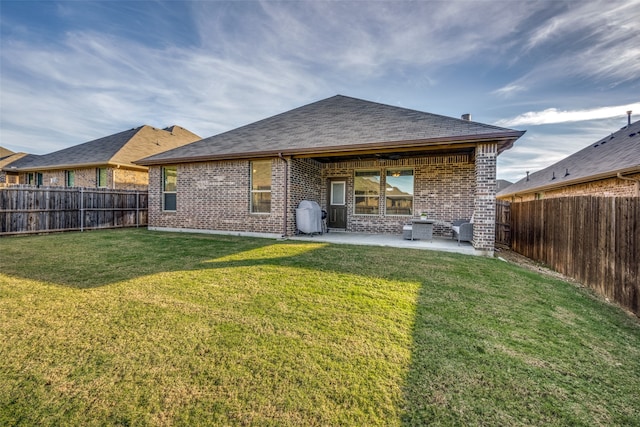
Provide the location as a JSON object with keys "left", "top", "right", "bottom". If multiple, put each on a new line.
{"left": 295, "top": 200, "right": 324, "bottom": 235}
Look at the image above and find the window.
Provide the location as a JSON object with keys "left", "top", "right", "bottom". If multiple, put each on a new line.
{"left": 27, "top": 173, "right": 34, "bottom": 185}
{"left": 36, "top": 172, "right": 43, "bottom": 187}
{"left": 331, "top": 181, "right": 346, "bottom": 205}
{"left": 163, "top": 166, "right": 177, "bottom": 211}
{"left": 251, "top": 161, "right": 271, "bottom": 213}
{"left": 354, "top": 170, "right": 380, "bottom": 215}
{"left": 385, "top": 169, "right": 414, "bottom": 215}
{"left": 65, "top": 170, "right": 75, "bottom": 187}
{"left": 97, "top": 168, "right": 107, "bottom": 188}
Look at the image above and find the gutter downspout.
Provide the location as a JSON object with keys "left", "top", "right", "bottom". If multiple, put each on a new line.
{"left": 279, "top": 153, "right": 289, "bottom": 238}
{"left": 617, "top": 173, "right": 640, "bottom": 197}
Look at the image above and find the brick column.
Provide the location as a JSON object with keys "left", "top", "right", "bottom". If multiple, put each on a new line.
{"left": 473, "top": 143, "right": 497, "bottom": 255}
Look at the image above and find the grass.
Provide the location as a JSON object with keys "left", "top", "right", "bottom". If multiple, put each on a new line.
{"left": 1, "top": 229, "right": 639, "bottom": 426}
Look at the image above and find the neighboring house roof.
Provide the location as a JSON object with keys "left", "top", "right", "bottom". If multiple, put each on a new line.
{"left": 5, "top": 125, "right": 201, "bottom": 172}
{"left": 137, "top": 95, "right": 524, "bottom": 166}
{"left": 0, "top": 149, "right": 31, "bottom": 171}
{"left": 498, "top": 119, "right": 640, "bottom": 198}
{"left": 0, "top": 146, "right": 15, "bottom": 159}
{"left": 496, "top": 179, "right": 513, "bottom": 192}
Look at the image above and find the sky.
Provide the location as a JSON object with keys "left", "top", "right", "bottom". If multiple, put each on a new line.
{"left": 1, "top": 0, "right": 639, "bottom": 182}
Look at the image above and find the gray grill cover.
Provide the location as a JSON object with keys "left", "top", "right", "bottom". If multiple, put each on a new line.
{"left": 296, "top": 200, "right": 323, "bottom": 234}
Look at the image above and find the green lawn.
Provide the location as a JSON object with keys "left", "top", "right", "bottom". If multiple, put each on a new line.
{"left": 1, "top": 229, "right": 639, "bottom": 426}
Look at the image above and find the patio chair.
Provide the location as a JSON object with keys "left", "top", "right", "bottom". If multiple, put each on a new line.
{"left": 452, "top": 219, "right": 473, "bottom": 245}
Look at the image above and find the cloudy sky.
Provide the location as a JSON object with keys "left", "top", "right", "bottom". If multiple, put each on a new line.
{"left": 1, "top": 0, "right": 639, "bottom": 182}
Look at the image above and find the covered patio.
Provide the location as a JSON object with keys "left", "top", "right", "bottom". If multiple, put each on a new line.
{"left": 288, "top": 231, "right": 477, "bottom": 256}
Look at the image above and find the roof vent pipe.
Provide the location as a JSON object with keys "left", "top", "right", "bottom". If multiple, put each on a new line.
{"left": 526, "top": 171, "right": 529, "bottom": 182}
{"left": 461, "top": 113, "right": 471, "bottom": 121}
{"left": 627, "top": 110, "right": 632, "bottom": 126}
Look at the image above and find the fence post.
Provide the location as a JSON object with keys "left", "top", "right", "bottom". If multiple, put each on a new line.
{"left": 136, "top": 191, "right": 139, "bottom": 228}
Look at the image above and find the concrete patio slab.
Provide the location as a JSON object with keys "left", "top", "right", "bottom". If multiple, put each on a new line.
{"left": 288, "top": 231, "right": 482, "bottom": 256}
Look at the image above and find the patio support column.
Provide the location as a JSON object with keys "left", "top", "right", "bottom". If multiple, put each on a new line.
{"left": 473, "top": 143, "right": 497, "bottom": 255}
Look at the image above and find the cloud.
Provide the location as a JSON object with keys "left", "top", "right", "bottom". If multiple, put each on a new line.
{"left": 1, "top": 0, "right": 639, "bottom": 158}
{"left": 0, "top": 27, "right": 329, "bottom": 153}
{"left": 495, "top": 103, "right": 640, "bottom": 127}
{"left": 192, "top": 1, "right": 538, "bottom": 77}
{"left": 495, "top": 0, "right": 640, "bottom": 96}
{"left": 492, "top": 84, "right": 526, "bottom": 98}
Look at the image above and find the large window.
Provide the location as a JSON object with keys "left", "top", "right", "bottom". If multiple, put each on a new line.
{"left": 163, "top": 166, "right": 177, "bottom": 211}
{"left": 251, "top": 161, "right": 271, "bottom": 213}
{"left": 65, "top": 170, "right": 75, "bottom": 187}
{"left": 97, "top": 168, "right": 107, "bottom": 188}
{"left": 354, "top": 170, "right": 380, "bottom": 215}
{"left": 385, "top": 169, "right": 414, "bottom": 215}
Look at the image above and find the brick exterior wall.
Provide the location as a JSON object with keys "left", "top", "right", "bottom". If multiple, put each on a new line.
{"left": 17, "top": 167, "right": 148, "bottom": 190}
{"left": 148, "top": 159, "right": 286, "bottom": 235}
{"left": 286, "top": 158, "right": 323, "bottom": 235}
{"left": 473, "top": 143, "right": 497, "bottom": 252}
{"left": 503, "top": 172, "right": 640, "bottom": 202}
{"left": 146, "top": 149, "right": 499, "bottom": 252}
{"left": 319, "top": 154, "right": 476, "bottom": 237}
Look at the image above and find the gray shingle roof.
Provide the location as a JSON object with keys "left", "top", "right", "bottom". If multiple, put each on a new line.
{"left": 498, "top": 119, "right": 640, "bottom": 197}
{"left": 6, "top": 125, "right": 201, "bottom": 171}
{"left": 137, "top": 95, "right": 524, "bottom": 165}
{"left": 1, "top": 154, "right": 40, "bottom": 170}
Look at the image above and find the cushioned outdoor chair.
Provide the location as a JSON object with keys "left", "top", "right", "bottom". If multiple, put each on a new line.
{"left": 452, "top": 219, "right": 473, "bottom": 245}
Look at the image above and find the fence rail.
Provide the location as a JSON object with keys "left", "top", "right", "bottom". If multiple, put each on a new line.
{"left": 510, "top": 197, "right": 639, "bottom": 316}
{"left": 0, "top": 186, "right": 148, "bottom": 236}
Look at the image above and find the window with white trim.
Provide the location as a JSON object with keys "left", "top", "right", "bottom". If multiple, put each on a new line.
{"left": 65, "top": 170, "right": 75, "bottom": 187}
{"left": 251, "top": 161, "right": 271, "bottom": 213}
{"left": 163, "top": 166, "right": 177, "bottom": 211}
{"left": 354, "top": 170, "right": 380, "bottom": 215}
{"left": 97, "top": 168, "right": 107, "bottom": 188}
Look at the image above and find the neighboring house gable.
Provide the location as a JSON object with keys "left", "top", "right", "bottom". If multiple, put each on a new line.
{"left": 496, "top": 179, "right": 513, "bottom": 193}
{"left": 0, "top": 148, "right": 30, "bottom": 185}
{"left": 0, "top": 147, "right": 15, "bottom": 159}
{"left": 2, "top": 126, "right": 200, "bottom": 190}
{"left": 498, "top": 119, "right": 640, "bottom": 201}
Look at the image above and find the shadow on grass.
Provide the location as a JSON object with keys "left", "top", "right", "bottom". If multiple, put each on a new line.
{"left": 0, "top": 228, "right": 463, "bottom": 289}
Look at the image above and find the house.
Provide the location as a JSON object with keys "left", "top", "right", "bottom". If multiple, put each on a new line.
{"left": 498, "top": 118, "right": 640, "bottom": 202}
{"left": 136, "top": 95, "right": 525, "bottom": 255}
{"left": 0, "top": 147, "right": 29, "bottom": 186}
{"left": 2, "top": 125, "right": 200, "bottom": 190}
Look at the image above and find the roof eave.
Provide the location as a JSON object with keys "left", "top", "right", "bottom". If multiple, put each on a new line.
{"left": 8, "top": 161, "right": 148, "bottom": 172}
{"left": 498, "top": 165, "right": 640, "bottom": 198}
{"left": 136, "top": 131, "right": 525, "bottom": 166}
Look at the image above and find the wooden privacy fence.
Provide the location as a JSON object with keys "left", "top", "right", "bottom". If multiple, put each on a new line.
{"left": 510, "top": 197, "right": 639, "bottom": 316}
{"left": 0, "top": 186, "right": 148, "bottom": 236}
{"left": 495, "top": 200, "right": 511, "bottom": 247}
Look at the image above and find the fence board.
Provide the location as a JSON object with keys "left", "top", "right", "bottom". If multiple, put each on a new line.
{"left": 0, "top": 186, "right": 148, "bottom": 236}
{"left": 510, "top": 196, "right": 639, "bottom": 316}
{"left": 495, "top": 200, "right": 511, "bottom": 247}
